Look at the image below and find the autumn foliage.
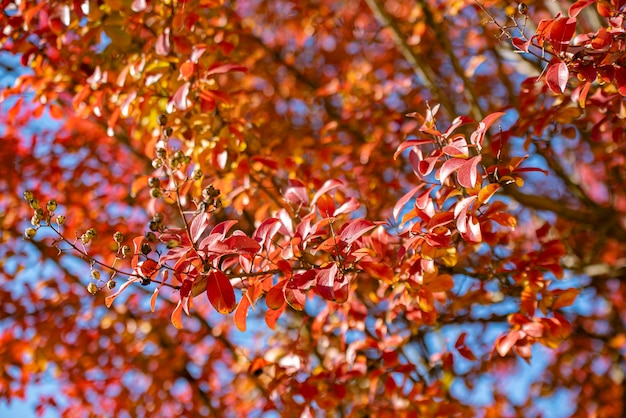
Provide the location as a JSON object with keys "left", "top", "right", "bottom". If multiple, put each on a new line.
{"left": 1, "top": 0, "right": 626, "bottom": 416}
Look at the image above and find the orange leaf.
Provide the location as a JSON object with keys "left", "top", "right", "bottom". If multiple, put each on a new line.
{"left": 266, "top": 280, "right": 287, "bottom": 310}
{"left": 552, "top": 288, "right": 579, "bottom": 310}
{"left": 426, "top": 274, "right": 453, "bottom": 293}
{"left": 234, "top": 293, "right": 251, "bottom": 331}
{"left": 359, "top": 261, "right": 395, "bottom": 284}
{"left": 171, "top": 300, "right": 184, "bottom": 329}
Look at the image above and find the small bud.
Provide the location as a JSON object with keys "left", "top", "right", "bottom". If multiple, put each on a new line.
{"left": 24, "top": 227, "right": 37, "bottom": 239}
{"left": 192, "top": 168, "right": 203, "bottom": 181}
{"left": 164, "top": 127, "right": 173, "bottom": 138}
{"left": 156, "top": 148, "right": 167, "bottom": 159}
{"left": 81, "top": 234, "right": 91, "bottom": 245}
{"left": 29, "top": 199, "right": 40, "bottom": 210}
{"left": 56, "top": 215, "right": 66, "bottom": 226}
{"left": 141, "top": 278, "right": 151, "bottom": 286}
{"left": 153, "top": 212, "right": 163, "bottom": 223}
{"left": 46, "top": 200, "right": 57, "bottom": 212}
{"left": 31, "top": 215, "right": 41, "bottom": 226}
{"left": 141, "top": 242, "right": 151, "bottom": 255}
{"left": 91, "top": 270, "right": 101, "bottom": 280}
{"left": 158, "top": 113, "right": 168, "bottom": 126}
{"left": 518, "top": 2, "right": 528, "bottom": 15}
{"left": 121, "top": 245, "right": 131, "bottom": 258}
{"left": 174, "top": 150, "right": 184, "bottom": 160}
{"left": 24, "top": 190, "right": 35, "bottom": 202}
{"left": 150, "top": 188, "right": 163, "bottom": 198}
{"left": 152, "top": 159, "right": 163, "bottom": 169}
{"left": 145, "top": 232, "right": 157, "bottom": 242}
{"left": 148, "top": 177, "right": 161, "bottom": 188}
{"left": 167, "top": 240, "right": 180, "bottom": 249}
{"left": 149, "top": 220, "right": 160, "bottom": 231}
{"left": 86, "top": 228, "right": 97, "bottom": 238}
{"left": 215, "top": 198, "right": 223, "bottom": 209}
{"left": 114, "top": 231, "right": 124, "bottom": 243}
{"left": 107, "top": 280, "right": 116, "bottom": 289}
{"left": 87, "top": 282, "right": 98, "bottom": 295}
{"left": 34, "top": 208, "right": 44, "bottom": 218}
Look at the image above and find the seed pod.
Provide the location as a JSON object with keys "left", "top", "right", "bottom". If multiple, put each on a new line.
{"left": 34, "top": 208, "right": 44, "bottom": 218}
{"left": 152, "top": 159, "right": 163, "bottom": 169}
{"left": 158, "top": 113, "right": 168, "bottom": 126}
{"left": 148, "top": 177, "right": 161, "bottom": 188}
{"left": 31, "top": 215, "right": 41, "bottom": 226}
{"left": 167, "top": 240, "right": 180, "bottom": 249}
{"left": 24, "top": 227, "right": 37, "bottom": 239}
{"left": 153, "top": 212, "right": 163, "bottom": 223}
{"left": 156, "top": 148, "right": 167, "bottom": 158}
{"left": 107, "top": 280, "right": 116, "bottom": 289}
{"left": 46, "top": 200, "right": 57, "bottom": 212}
{"left": 91, "top": 270, "right": 101, "bottom": 280}
{"left": 150, "top": 188, "right": 163, "bottom": 198}
{"left": 23, "top": 190, "right": 34, "bottom": 202}
{"left": 87, "top": 282, "right": 98, "bottom": 295}
{"left": 518, "top": 2, "right": 528, "bottom": 15}
{"left": 141, "top": 278, "right": 151, "bottom": 286}
{"left": 149, "top": 220, "right": 160, "bottom": 231}
{"left": 86, "top": 228, "right": 97, "bottom": 238}
{"left": 145, "top": 232, "right": 157, "bottom": 242}
{"left": 192, "top": 168, "right": 203, "bottom": 180}
{"left": 164, "top": 127, "right": 173, "bottom": 138}
{"left": 81, "top": 234, "right": 91, "bottom": 245}
{"left": 29, "top": 199, "right": 40, "bottom": 210}
{"left": 121, "top": 245, "right": 131, "bottom": 258}
{"left": 114, "top": 231, "right": 124, "bottom": 243}
{"left": 56, "top": 215, "right": 66, "bottom": 226}
{"left": 141, "top": 242, "right": 151, "bottom": 255}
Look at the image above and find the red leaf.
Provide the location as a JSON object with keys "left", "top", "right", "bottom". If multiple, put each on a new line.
{"left": 340, "top": 219, "right": 377, "bottom": 245}
{"left": 444, "top": 116, "right": 474, "bottom": 137}
{"left": 311, "top": 179, "right": 344, "bottom": 206}
{"left": 316, "top": 264, "right": 338, "bottom": 301}
{"left": 546, "top": 61, "right": 569, "bottom": 93}
{"left": 206, "top": 63, "right": 248, "bottom": 76}
{"left": 427, "top": 212, "right": 455, "bottom": 232}
{"left": 569, "top": 0, "right": 595, "bottom": 17}
{"left": 393, "top": 185, "right": 424, "bottom": 221}
{"left": 439, "top": 158, "right": 465, "bottom": 185}
{"left": 155, "top": 28, "right": 170, "bottom": 56}
{"left": 190, "top": 212, "right": 210, "bottom": 243}
{"left": 552, "top": 288, "right": 579, "bottom": 310}
{"left": 223, "top": 235, "right": 261, "bottom": 255}
{"left": 470, "top": 112, "right": 506, "bottom": 151}
{"left": 457, "top": 155, "right": 482, "bottom": 189}
{"left": 253, "top": 218, "right": 282, "bottom": 250}
{"left": 393, "top": 139, "right": 435, "bottom": 159}
{"left": 334, "top": 197, "right": 360, "bottom": 216}
{"left": 169, "top": 81, "right": 191, "bottom": 111}
{"left": 284, "top": 287, "right": 307, "bottom": 310}
{"left": 548, "top": 17, "right": 577, "bottom": 53}
{"left": 284, "top": 178, "right": 309, "bottom": 206}
{"left": 316, "top": 194, "right": 335, "bottom": 217}
{"left": 131, "top": 236, "right": 144, "bottom": 270}
{"left": 512, "top": 37, "right": 531, "bottom": 53}
{"left": 496, "top": 330, "right": 521, "bottom": 357}
{"left": 206, "top": 271, "right": 236, "bottom": 314}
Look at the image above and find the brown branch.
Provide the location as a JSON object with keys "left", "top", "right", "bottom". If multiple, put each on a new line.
{"left": 363, "top": 0, "right": 458, "bottom": 118}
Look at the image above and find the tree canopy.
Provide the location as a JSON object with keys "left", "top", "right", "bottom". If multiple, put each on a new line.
{"left": 1, "top": 0, "right": 626, "bottom": 416}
